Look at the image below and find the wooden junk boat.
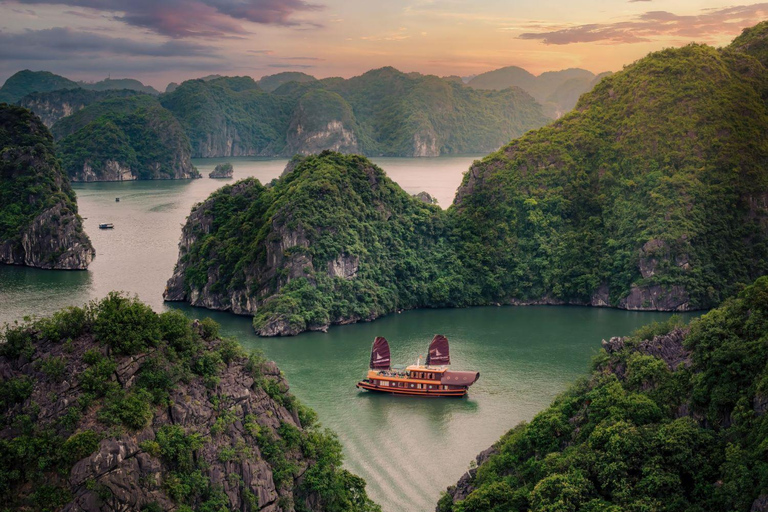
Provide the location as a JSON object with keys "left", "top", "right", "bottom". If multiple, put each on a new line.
{"left": 356, "top": 335, "right": 479, "bottom": 397}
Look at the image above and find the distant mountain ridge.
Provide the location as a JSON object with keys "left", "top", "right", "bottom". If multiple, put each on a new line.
{"left": 467, "top": 66, "right": 611, "bottom": 117}
{"left": 160, "top": 67, "right": 550, "bottom": 157}
{"left": 0, "top": 70, "right": 158, "bottom": 104}
{"left": 1, "top": 64, "right": 609, "bottom": 161}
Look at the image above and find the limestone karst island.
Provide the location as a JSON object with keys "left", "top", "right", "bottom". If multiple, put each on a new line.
{"left": 0, "top": 2, "right": 767, "bottom": 511}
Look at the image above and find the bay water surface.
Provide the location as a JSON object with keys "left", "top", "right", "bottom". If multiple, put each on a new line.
{"left": 0, "top": 156, "right": 697, "bottom": 511}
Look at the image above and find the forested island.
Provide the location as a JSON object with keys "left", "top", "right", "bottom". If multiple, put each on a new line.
{"left": 53, "top": 96, "right": 199, "bottom": 181}
{"left": 164, "top": 23, "right": 768, "bottom": 336}
{"left": 0, "top": 104, "right": 94, "bottom": 269}
{"left": 0, "top": 293, "right": 379, "bottom": 511}
{"left": 1, "top": 64, "right": 607, "bottom": 165}
{"left": 439, "top": 274, "right": 768, "bottom": 511}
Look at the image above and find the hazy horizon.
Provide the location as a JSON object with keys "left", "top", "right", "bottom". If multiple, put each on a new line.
{"left": 1, "top": 0, "right": 766, "bottom": 90}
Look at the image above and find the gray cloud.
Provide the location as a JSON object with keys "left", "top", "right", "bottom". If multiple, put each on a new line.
{"left": 519, "top": 3, "right": 768, "bottom": 44}
{"left": 4, "top": 0, "right": 323, "bottom": 37}
{"left": 0, "top": 27, "right": 218, "bottom": 60}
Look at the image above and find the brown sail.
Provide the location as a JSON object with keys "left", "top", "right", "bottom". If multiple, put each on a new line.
{"left": 370, "top": 337, "right": 391, "bottom": 369}
{"left": 426, "top": 334, "right": 450, "bottom": 366}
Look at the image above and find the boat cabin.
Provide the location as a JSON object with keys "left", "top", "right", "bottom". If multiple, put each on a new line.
{"left": 357, "top": 335, "right": 479, "bottom": 397}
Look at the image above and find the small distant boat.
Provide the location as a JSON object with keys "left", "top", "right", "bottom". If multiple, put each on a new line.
{"left": 356, "top": 335, "right": 479, "bottom": 397}
{"left": 115, "top": 197, "right": 120, "bottom": 202}
{"left": 98, "top": 223, "right": 114, "bottom": 229}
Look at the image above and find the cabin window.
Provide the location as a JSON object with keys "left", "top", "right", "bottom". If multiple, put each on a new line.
{"left": 428, "top": 385, "right": 433, "bottom": 389}
{"left": 410, "top": 384, "right": 414, "bottom": 388}
{"left": 443, "top": 385, "right": 447, "bottom": 390}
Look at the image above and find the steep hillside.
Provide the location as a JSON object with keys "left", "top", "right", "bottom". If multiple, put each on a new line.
{"left": 451, "top": 41, "right": 768, "bottom": 312}
{"left": 0, "top": 104, "right": 94, "bottom": 269}
{"left": 160, "top": 76, "right": 291, "bottom": 157}
{"left": 160, "top": 68, "right": 549, "bottom": 158}
{"left": 438, "top": 276, "right": 768, "bottom": 512}
{"left": 77, "top": 77, "right": 160, "bottom": 95}
{"left": 18, "top": 88, "right": 144, "bottom": 127}
{"left": 468, "top": 66, "right": 604, "bottom": 117}
{"left": 258, "top": 72, "right": 318, "bottom": 93}
{"left": 730, "top": 20, "right": 768, "bottom": 67}
{"left": 54, "top": 96, "right": 199, "bottom": 181}
{"left": 0, "top": 293, "right": 379, "bottom": 511}
{"left": 0, "top": 70, "right": 159, "bottom": 104}
{"left": 164, "top": 151, "right": 465, "bottom": 336}
{"left": 0, "top": 70, "right": 78, "bottom": 104}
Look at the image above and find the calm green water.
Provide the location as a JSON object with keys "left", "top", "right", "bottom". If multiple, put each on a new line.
{"left": 0, "top": 156, "right": 697, "bottom": 511}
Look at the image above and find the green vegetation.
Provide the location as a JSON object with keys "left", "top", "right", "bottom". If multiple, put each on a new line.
{"left": 451, "top": 39, "right": 768, "bottom": 311}
{"left": 0, "top": 70, "right": 158, "bottom": 105}
{"left": 169, "top": 151, "right": 468, "bottom": 334}
{"left": 76, "top": 77, "right": 160, "bottom": 95}
{"left": 0, "top": 70, "right": 78, "bottom": 104}
{"left": 160, "top": 68, "right": 549, "bottom": 157}
{"left": 466, "top": 66, "right": 603, "bottom": 117}
{"left": 54, "top": 95, "right": 199, "bottom": 180}
{"left": 159, "top": 76, "right": 290, "bottom": 157}
{"left": 257, "top": 71, "right": 318, "bottom": 92}
{"left": 19, "top": 88, "right": 144, "bottom": 127}
{"left": 209, "top": 161, "right": 233, "bottom": 178}
{"left": 0, "top": 104, "right": 93, "bottom": 267}
{"left": 0, "top": 294, "right": 379, "bottom": 511}
{"left": 169, "top": 24, "right": 768, "bottom": 334}
{"left": 438, "top": 275, "right": 768, "bottom": 512}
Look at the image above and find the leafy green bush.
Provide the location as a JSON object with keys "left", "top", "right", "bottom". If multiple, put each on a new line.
{"left": 61, "top": 430, "right": 100, "bottom": 465}
{"left": 155, "top": 425, "right": 205, "bottom": 472}
{"left": 159, "top": 310, "right": 200, "bottom": 354}
{"left": 92, "top": 292, "right": 160, "bottom": 354}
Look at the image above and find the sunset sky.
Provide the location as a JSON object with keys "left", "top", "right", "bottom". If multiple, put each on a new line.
{"left": 1, "top": 0, "right": 766, "bottom": 89}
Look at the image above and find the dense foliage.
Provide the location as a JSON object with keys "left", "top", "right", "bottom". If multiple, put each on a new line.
{"left": 54, "top": 95, "right": 199, "bottom": 180}
{"left": 0, "top": 70, "right": 78, "bottom": 104}
{"left": 438, "top": 275, "right": 768, "bottom": 512}
{"left": 257, "top": 72, "right": 318, "bottom": 92}
{"left": 466, "top": 67, "right": 605, "bottom": 117}
{"left": 76, "top": 77, "right": 160, "bottom": 95}
{"left": 450, "top": 39, "right": 768, "bottom": 311}
{"left": 0, "top": 104, "right": 91, "bottom": 253}
{"left": 0, "top": 293, "right": 379, "bottom": 511}
{"left": 168, "top": 151, "right": 468, "bottom": 334}
{"left": 160, "top": 68, "right": 550, "bottom": 157}
{"left": 18, "top": 88, "right": 144, "bottom": 127}
{"left": 159, "top": 76, "right": 291, "bottom": 157}
{"left": 167, "top": 24, "right": 768, "bottom": 334}
{"left": 0, "top": 70, "right": 158, "bottom": 105}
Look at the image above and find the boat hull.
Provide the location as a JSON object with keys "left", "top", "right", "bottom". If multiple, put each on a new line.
{"left": 356, "top": 380, "right": 468, "bottom": 397}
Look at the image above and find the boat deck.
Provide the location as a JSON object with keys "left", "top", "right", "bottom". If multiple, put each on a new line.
{"left": 356, "top": 379, "right": 467, "bottom": 397}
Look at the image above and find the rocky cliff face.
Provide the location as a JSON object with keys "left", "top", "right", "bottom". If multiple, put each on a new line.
{"left": 161, "top": 70, "right": 549, "bottom": 158}
{"left": 0, "top": 105, "right": 94, "bottom": 269}
{"left": 55, "top": 97, "right": 200, "bottom": 181}
{"left": 74, "top": 159, "right": 135, "bottom": 182}
{"left": 209, "top": 162, "right": 234, "bottom": 178}
{"left": 0, "top": 201, "right": 94, "bottom": 269}
{"left": 165, "top": 152, "right": 457, "bottom": 336}
{"left": 284, "top": 90, "right": 361, "bottom": 156}
{"left": 18, "top": 89, "right": 142, "bottom": 127}
{"left": 0, "top": 296, "right": 379, "bottom": 511}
